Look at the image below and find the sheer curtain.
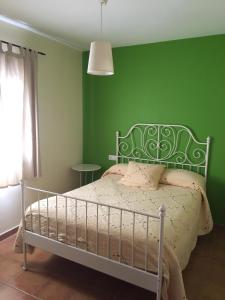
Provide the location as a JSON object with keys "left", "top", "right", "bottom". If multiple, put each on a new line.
{"left": 0, "top": 42, "right": 40, "bottom": 187}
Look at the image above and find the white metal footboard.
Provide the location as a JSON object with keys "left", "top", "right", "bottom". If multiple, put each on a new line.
{"left": 21, "top": 182, "right": 166, "bottom": 300}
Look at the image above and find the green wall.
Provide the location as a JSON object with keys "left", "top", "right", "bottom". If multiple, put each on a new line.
{"left": 83, "top": 35, "right": 225, "bottom": 224}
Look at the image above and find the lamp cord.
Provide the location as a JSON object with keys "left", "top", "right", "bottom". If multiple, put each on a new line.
{"left": 100, "top": 1, "right": 103, "bottom": 37}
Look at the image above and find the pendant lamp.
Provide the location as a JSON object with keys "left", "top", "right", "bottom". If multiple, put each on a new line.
{"left": 87, "top": 0, "right": 114, "bottom": 76}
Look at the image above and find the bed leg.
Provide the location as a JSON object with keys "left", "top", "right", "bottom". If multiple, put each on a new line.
{"left": 21, "top": 180, "right": 28, "bottom": 271}
{"left": 22, "top": 243, "right": 28, "bottom": 271}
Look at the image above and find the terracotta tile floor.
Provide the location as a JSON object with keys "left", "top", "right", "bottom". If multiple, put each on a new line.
{"left": 0, "top": 226, "right": 225, "bottom": 300}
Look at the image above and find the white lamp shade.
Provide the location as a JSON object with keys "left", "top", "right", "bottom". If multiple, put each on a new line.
{"left": 87, "top": 41, "right": 114, "bottom": 75}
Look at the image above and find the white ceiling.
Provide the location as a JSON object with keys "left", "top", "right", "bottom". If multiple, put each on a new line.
{"left": 0, "top": 0, "right": 225, "bottom": 50}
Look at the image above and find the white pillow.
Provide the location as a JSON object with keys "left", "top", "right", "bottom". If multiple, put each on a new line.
{"left": 119, "top": 161, "right": 165, "bottom": 190}
{"left": 102, "top": 163, "right": 128, "bottom": 178}
{"left": 160, "top": 168, "right": 206, "bottom": 192}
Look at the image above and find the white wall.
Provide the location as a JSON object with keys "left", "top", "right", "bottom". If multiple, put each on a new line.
{"left": 0, "top": 186, "right": 21, "bottom": 234}
{"left": 0, "top": 22, "right": 83, "bottom": 234}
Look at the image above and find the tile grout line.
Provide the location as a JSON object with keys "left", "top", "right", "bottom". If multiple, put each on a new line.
{"left": 0, "top": 279, "right": 43, "bottom": 300}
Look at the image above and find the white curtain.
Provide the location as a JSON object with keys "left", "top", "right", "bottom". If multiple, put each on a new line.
{"left": 0, "top": 42, "right": 40, "bottom": 187}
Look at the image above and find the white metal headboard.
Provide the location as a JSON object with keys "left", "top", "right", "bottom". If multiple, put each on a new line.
{"left": 112, "top": 123, "right": 210, "bottom": 179}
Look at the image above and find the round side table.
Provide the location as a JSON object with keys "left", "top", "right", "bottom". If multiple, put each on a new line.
{"left": 72, "top": 164, "right": 101, "bottom": 186}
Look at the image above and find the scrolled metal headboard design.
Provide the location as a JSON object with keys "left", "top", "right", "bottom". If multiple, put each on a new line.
{"left": 115, "top": 124, "right": 210, "bottom": 178}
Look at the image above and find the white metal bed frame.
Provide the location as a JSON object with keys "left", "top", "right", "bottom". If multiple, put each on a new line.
{"left": 21, "top": 123, "right": 210, "bottom": 300}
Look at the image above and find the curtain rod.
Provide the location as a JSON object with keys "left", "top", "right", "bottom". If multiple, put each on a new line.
{"left": 0, "top": 40, "right": 46, "bottom": 56}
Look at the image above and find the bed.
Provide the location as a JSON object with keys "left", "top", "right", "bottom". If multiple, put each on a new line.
{"left": 15, "top": 123, "right": 213, "bottom": 300}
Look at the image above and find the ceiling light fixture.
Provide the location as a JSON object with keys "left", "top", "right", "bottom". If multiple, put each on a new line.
{"left": 87, "top": 0, "right": 114, "bottom": 76}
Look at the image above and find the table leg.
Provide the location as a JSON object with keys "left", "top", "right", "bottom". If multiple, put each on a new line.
{"left": 80, "top": 172, "right": 82, "bottom": 187}
{"left": 92, "top": 171, "right": 94, "bottom": 182}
